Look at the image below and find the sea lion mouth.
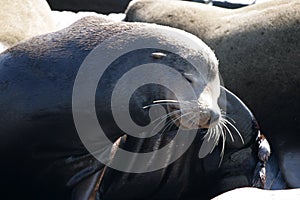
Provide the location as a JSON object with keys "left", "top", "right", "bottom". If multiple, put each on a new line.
{"left": 168, "top": 104, "right": 221, "bottom": 130}
{"left": 147, "top": 99, "right": 220, "bottom": 129}
{"left": 144, "top": 99, "right": 244, "bottom": 159}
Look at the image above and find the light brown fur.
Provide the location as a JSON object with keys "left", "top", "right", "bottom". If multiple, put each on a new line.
{"left": 0, "top": 0, "right": 56, "bottom": 51}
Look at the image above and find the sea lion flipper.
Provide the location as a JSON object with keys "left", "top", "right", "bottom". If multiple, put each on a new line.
{"left": 257, "top": 131, "right": 271, "bottom": 162}
{"left": 72, "top": 169, "right": 104, "bottom": 200}
{"left": 252, "top": 131, "right": 272, "bottom": 188}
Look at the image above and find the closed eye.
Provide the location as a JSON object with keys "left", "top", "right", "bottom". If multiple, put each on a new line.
{"left": 182, "top": 73, "right": 194, "bottom": 83}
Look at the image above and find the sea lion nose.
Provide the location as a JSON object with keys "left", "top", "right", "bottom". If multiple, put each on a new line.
{"left": 208, "top": 110, "right": 220, "bottom": 125}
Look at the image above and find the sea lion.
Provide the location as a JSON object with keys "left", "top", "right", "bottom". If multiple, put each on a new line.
{"left": 0, "top": 0, "right": 56, "bottom": 52}
{"left": 125, "top": 0, "right": 300, "bottom": 187}
{"left": 46, "top": 0, "right": 132, "bottom": 14}
{"left": 212, "top": 187, "right": 300, "bottom": 200}
{"left": 186, "top": 0, "right": 256, "bottom": 9}
{"left": 0, "top": 16, "right": 270, "bottom": 199}
{"left": 51, "top": 10, "right": 117, "bottom": 30}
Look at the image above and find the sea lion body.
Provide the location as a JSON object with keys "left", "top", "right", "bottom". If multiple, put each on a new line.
{"left": 0, "top": 16, "right": 272, "bottom": 199}
{"left": 46, "top": 0, "right": 132, "bottom": 14}
{"left": 1, "top": 16, "right": 216, "bottom": 198}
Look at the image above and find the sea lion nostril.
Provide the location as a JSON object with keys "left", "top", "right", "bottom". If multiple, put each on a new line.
{"left": 209, "top": 110, "right": 220, "bottom": 125}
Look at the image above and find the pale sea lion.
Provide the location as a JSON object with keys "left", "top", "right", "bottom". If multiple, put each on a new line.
{"left": 51, "top": 10, "right": 116, "bottom": 30}
{"left": 126, "top": 0, "right": 300, "bottom": 187}
{"left": 213, "top": 187, "right": 300, "bottom": 200}
{"left": 46, "top": 0, "right": 132, "bottom": 14}
{"left": 0, "top": 0, "right": 56, "bottom": 52}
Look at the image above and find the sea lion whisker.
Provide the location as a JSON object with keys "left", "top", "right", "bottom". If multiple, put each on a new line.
{"left": 150, "top": 109, "right": 182, "bottom": 125}
{"left": 218, "top": 123, "right": 226, "bottom": 155}
{"left": 188, "top": 115, "right": 201, "bottom": 127}
{"left": 205, "top": 127, "right": 213, "bottom": 142}
{"left": 153, "top": 100, "right": 180, "bottom": 104}
{"left": 171, "top": 111, "right": 195, "bottom": 124}
{"left": 176, "top": 111, "right": 195, "bottom": 121}
{"left": 219, "top": 119, "right": 234, "bottom": 142}
{"left": 143, "top": 102, "right": 180, "bottom": 109}
{"left": 150, "top": 110, "right": 182, "bottom": 134}
{"left": 205, "top": 126, "right": 216, "bottom": 143}
{"left": 151, "top": 110, "right": 193, "bottom": 134}
{"left": 218, "top": 123, "right": 226, "bottom": 167}
{"left": 191, "top": 118, "right": 197, "bottom": 128}
{"left": 211, "top": 128, "right": 219, "bottom": 153}
{"left": 154, "top": 111, "right": 193, "bottom": 135}
{"left": 153, "top": 100, "right": 195, "bottom": 104}
{"left": 152, "top": 100, "right": 194, "bottom": 107}
{"left": 220, "top": 118, "right": 233, "bottom": 137}
{"left": 184, "top": 114, "right": 205, "bottom": 129}
{"left": 223, "top": 118, "right": 244, "bottom": 144}
{"left": 220, "top": 109, "right": 226, "bottom": 114}
{"left": 206, "top": 124, "right": 223, "bottom": 153}
{"left": 220, "top": 112, "right": 237, "bottom": 124}
{"left": 142, "top": 102, "right": 198, "bottom": 110}
{"left": 160, "top": 118, "right": 176, "bottom": 135}
{"left": 222, "top": 115, "right": 237, "bottom": 124}
{"left": 208, "top": 128, "right": 215, "bottom": 141}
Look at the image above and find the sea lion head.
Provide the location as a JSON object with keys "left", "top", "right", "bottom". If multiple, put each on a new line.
{"left": 148, "top": 46, "right": 221, "bottom": 131}
{"left": 146, "top": 47, "right": 241, "bottom": 158}
{"left": 168, "top": 55, "right": 221, "bottom": 130}
{"left": 134, "top": 28, "right": 237, "bottom": 158}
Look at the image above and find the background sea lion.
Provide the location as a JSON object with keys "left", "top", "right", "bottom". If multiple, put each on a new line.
{"left": 125, "top": 0, "right": 300, "bottom": 187}
{"left": 45, "top": 0, "right": 266, "bottom": 15}
{"left": 0, "top": 0, "right": 56, "bottom": 52}
{"left": 212, "top": 187, "right": 300, "bottom": 200}
{"left": 46, "top": 0, "right": 132, "bottom": 14}
{"left": 51, "top": 10, "right": 117, "bottom": 30}
{"left": 0, "top": 16, "right": 272, "bottom": 199}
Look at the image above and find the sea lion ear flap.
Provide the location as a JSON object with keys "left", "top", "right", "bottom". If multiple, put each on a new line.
{"left": 218, "top": 86, "right": 259, "bottom": 149}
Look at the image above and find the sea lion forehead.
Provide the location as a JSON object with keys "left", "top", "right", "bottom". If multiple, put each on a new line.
{"left": 143, "top": 23, "right": 215, "bottom": 54}
{"left": 121, "top": 22, "right": 219, "bottom": 76}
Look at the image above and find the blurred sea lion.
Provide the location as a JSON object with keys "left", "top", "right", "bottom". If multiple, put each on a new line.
{"left": 0, "top": 0, "right": 56, "bottom": 52}
{"left": 213, "top": 187, "right": 300, "bottom": 200}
